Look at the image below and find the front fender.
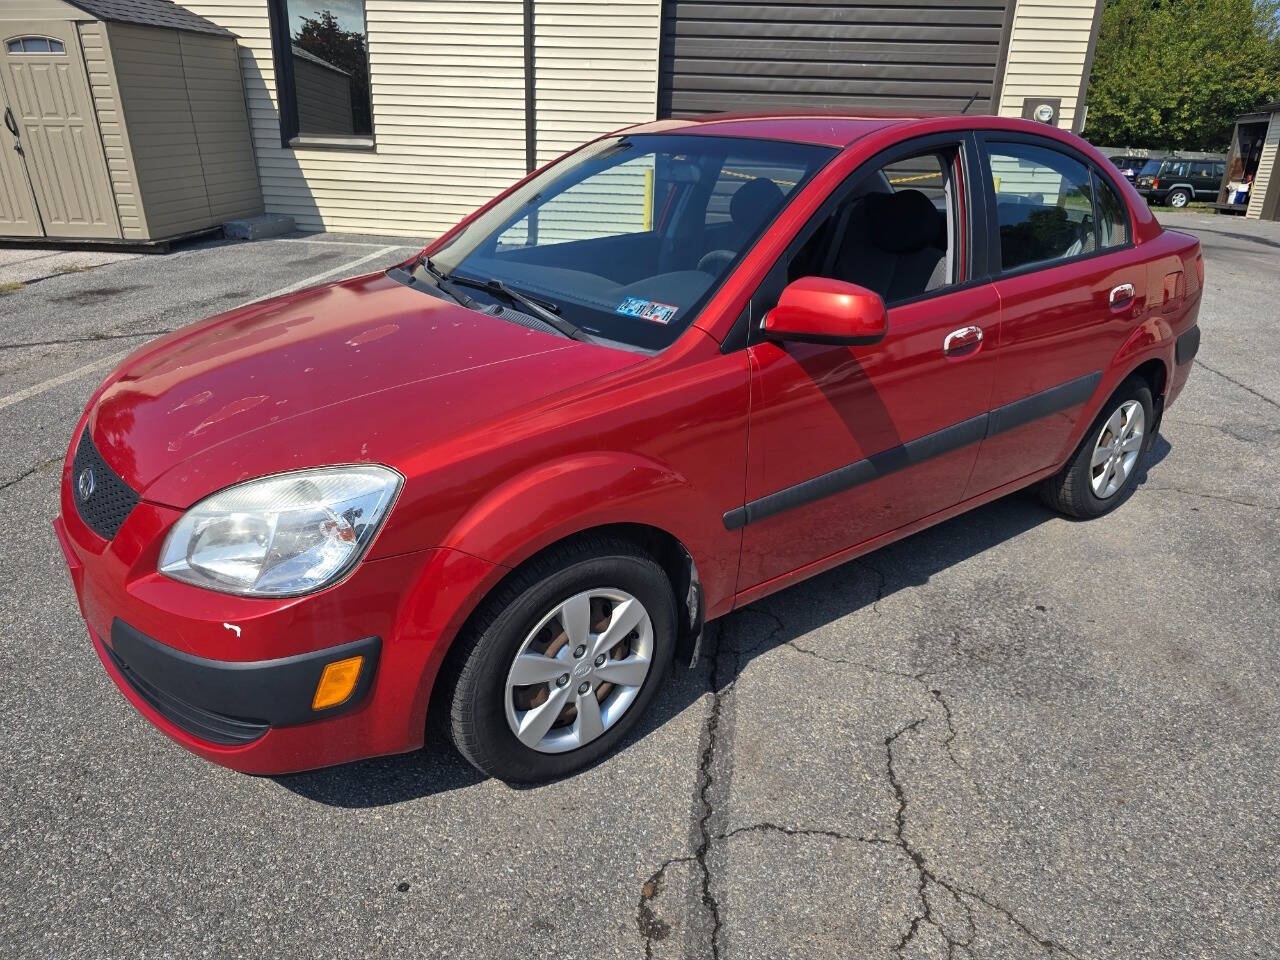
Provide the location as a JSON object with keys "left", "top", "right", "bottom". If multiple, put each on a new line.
{"left": 440, "top": 451, "right": 741, "bottom": 619}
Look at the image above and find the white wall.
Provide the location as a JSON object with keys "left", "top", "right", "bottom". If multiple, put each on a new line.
{"left": 181, "top": 0, "right": 660, "bottom": 237}
{"left": 997, "top": 0, "right": 1099, "bottom": 131}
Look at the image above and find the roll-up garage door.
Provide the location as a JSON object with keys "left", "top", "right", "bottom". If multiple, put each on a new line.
{"left": 659, "top": 0, "right": 1014, "bottom": 117}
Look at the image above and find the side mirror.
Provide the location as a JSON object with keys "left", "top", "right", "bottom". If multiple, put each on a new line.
{"left": 762, "top": 277, "right": 887, "bottom": 346}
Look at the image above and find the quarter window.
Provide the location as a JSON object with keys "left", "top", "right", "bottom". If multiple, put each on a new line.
{"left": 1092, "top": 172, "right": 1130, "bottom": 249}
{"left": 5, "top": 37, "right": 65, "bottom": 54}
{"left": 988, "top": 141, "right": 1096, "bottom": 271}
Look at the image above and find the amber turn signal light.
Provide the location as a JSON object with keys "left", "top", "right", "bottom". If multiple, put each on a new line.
{"left": 312, "top": 655, "right": 364, "bottom": 710}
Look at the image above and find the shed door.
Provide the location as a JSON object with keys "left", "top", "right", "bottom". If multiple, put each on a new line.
{"left": 659, "top": 0, "right": 1013, "bottom": 117}
{"left": 0, "top": 21, "right": 119, "bottom": 239}
{"left": 0, "top": 104, "right": 42, "bottom": 237}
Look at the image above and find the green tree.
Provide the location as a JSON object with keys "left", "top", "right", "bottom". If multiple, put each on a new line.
{"left": 1083, "top": 0, "right": 1280, "bottom": 150}
{"left": 294, "top": 10, "right": 371, "bottom": 135}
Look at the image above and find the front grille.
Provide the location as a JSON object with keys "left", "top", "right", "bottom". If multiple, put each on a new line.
{"left": 72, "top": 430, "right": 139, "bottom": 540}
{"left": 103, "top": 641, "right": 269, "bottom": 746}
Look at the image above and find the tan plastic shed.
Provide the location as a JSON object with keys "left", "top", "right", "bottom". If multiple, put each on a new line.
{"left": 0, "top": 0, "right": 262, "bottom": 244}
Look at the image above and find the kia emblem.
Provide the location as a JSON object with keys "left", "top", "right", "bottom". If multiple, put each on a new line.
{"left": 77, "top": 467, "right": 95, "bottom": 502}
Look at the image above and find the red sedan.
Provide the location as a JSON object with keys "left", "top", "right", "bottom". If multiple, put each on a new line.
{"left": 55, "top": 113, "right": 1202, "bottom": 782}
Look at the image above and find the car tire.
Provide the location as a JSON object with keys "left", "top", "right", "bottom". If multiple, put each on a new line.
{"left": 1040, "top": 377, "right": 1155, "bottom": 519}
{"left": 442, "top": 536, "right": 676, "bottom": 783}
{"left": 1167, "top": 188, "right": 1191, "bottom": 208}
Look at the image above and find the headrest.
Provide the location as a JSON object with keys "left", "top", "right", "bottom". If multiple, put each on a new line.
{"left": 730, "top": 177, "right": 785, "bottom": 229}
{"left": 867, "top": 189, "right": 943, "bottom": 254}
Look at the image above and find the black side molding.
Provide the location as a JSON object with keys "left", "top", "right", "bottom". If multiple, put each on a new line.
{"left": 1176, "top": 325, "right": 1200, "bottom": 366}
{"left": 724, "top": 412, "right": 989, "bottom": 531}
{"left": 985, "top": 371, "right": 1101, "bottom": 438}
{"left": 724, "top": 371, "right": 1102, "bottom": 530}
{"left": 109, "top": 620, "right": 380, "bottom": 736}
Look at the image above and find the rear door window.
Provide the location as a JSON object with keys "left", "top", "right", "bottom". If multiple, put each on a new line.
{"left": 986, "top": 141, "right": 1096, "bottom": 271}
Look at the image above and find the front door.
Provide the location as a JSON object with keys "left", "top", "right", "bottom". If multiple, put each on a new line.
{"left": 0, "top": 23, "right": 119, "bottom": 239}
{"left": 737, "top": 139, "right": 999, "bottom": 591}
{"left": 0, "top": 98, "right": 42, "bottom": 236}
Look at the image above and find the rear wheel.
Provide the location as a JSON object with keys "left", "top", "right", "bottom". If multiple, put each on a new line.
{"left": 1167, "top": 188, "right": 1192, "bottom": 208}
{"left": 1040, "top": 377, "right": 1154, "bottom": 519}
{"left": 443, "top": 537, "right": 676, "bottom": 782}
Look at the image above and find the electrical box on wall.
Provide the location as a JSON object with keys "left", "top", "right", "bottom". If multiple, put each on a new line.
{"left": 1021, "top": 97, "right": 1063, "bottom": 127}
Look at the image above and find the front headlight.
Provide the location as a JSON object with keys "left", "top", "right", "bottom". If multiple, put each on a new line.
{"left": 158, "top": 465, "right": 402, "bottom": 597}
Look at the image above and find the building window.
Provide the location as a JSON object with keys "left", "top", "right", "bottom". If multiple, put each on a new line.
{"left": 267, "top": 0, "right": 374, "bottom": 146}
{"left": 6, "top": 37, "right": 66, "bottom": 54}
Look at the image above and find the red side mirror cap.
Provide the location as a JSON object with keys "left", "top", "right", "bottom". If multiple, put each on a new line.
{"left": 763, "top": 277, "right": 888, "bottom": 346}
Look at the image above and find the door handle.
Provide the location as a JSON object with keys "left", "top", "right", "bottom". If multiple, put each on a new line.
{"left": 943, "top": 325, "right": 983, "bottom": 355}
{"left": 3, "top": 107, "right": 17, "bottom": 138}
{"left": 1110, "top": 283, "right": 1135, "bottom": 307}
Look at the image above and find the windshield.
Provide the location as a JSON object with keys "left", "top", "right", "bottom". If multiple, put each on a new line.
{"left": 423, "top": 134, "right": 836, "bottom": 350}
{"left": 1137, "top": 159, "right": 1165, "bottom": 176}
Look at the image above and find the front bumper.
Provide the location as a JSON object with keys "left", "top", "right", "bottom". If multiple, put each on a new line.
{"left": 103, "top": 619, "right": 380, "bottom": 745}
{"left": 54, "top": 448, "right": 503, "bottom": 773}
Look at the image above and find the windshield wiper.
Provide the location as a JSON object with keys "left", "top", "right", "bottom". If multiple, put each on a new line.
{"left": 450, "top": 273, "right": 588, "bottom": 342}
{"left": 409, "top": 254, "right": 477, "bottom": 309}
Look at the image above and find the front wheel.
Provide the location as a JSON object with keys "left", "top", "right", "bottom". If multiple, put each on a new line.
{"left": 443, "top": 537, "right": 676, "bottom": 782}
{"left": 1040, "top": 377, "right": 1154, "bottom": 519}
{"left": 1167, "top": 188, "right": 1191, "bottom": 208}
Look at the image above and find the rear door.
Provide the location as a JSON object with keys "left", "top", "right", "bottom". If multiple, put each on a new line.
{"left": 736, "top": 135, "right": 1000, "bottom": 591}
{"left": 1188, "top": 159, "right": 1222, "bottom": 198}
{"left": 965, "top": 134, "right": 1146, "bottom": 497}
{"left": 0, "top": 24, "right": 119, "bottom": 239}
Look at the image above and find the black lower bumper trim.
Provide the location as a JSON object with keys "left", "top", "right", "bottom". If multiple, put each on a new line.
{"left": 107, "top": 620, "right": 380, "bottom": 745}
{"left": 1176, "top": 324, "right": 1200, "bottom": 366}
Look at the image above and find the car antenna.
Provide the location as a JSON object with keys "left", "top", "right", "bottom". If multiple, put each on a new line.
{"left": 960, "top": 91, "right": 979, "bottom": 115}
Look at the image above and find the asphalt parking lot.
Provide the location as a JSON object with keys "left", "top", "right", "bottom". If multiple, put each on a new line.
{"left": 1, "top": 218, "right": 1277, "bottom": 959}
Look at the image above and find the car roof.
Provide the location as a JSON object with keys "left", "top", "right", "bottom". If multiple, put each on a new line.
{"left": 623, "top": 112, "right": 913, "bottom": 148}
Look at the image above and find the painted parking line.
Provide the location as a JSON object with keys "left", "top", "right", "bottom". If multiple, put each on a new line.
{"left": 0, "top": 349, "right": 129, "bottom": 413}
{"left": 271, "top": 237, "right": 419, "bottom": 249}
{"left": 0, "top": 245, "right": 409, "bottom": 412}
{"left": 238, "top": 244, "right": 405, "bottom": 307}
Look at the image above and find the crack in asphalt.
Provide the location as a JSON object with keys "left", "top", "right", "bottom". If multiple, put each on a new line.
{"left": 0, "top": 329, "right": 173, "bottom": 351}
{"left": 1165, "top": 418, "right": 1276, "bottom": 446}
{"left": 637, "top": 559, "right": 1081, "bottom": 959}
{"left": 1193, "top": 359, "right": 1280, "bottom": 412}
{"left": 1143, "top": 484, "right": 1268, "bottom": 510}
{"left": 0, "top": 456, "right": 60, "bottom": 494}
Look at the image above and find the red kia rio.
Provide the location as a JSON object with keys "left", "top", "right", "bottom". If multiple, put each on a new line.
{"left": 55, "top": 113, "right": 1202, "bottom": 782}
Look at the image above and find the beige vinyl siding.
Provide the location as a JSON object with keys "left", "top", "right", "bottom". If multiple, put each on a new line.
{"left": 997, "top": 0, "right": 1097, "bottom": 130}
{"left": 179, "top": 31, "right": 262, "bottom": 222}
{"left": 533, "top": 0, "right": 660, "bottom": 166}
{"left": 76, "top": 20, "right": 147, "bottom": 238}
{"left": 1246, "top": 113, "right": 1279, "bottom": 220}
{"left": 108, "top": 23, "right": 212, "bottom": 235}
{"left": 182, "top": 0, "right": 531, "bottom": 236}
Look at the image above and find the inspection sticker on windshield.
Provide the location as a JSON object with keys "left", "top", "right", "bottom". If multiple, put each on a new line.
{"left": 616, "top": 297, "right": 678, "bottom": 325}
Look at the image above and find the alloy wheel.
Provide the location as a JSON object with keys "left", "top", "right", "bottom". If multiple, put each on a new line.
{"left": 1169, "top": 190, "right": 1190, "bottom": 208}
{"left": 503, "top": 589, "right": 654, "bottom": 754}
{"left": 1090, "top": 399, "right": 1144, "bottom": 498}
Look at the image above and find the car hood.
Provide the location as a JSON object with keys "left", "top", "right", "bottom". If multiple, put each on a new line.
{"left": 87, "top": 271, "right": 643, "bottom": 502}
